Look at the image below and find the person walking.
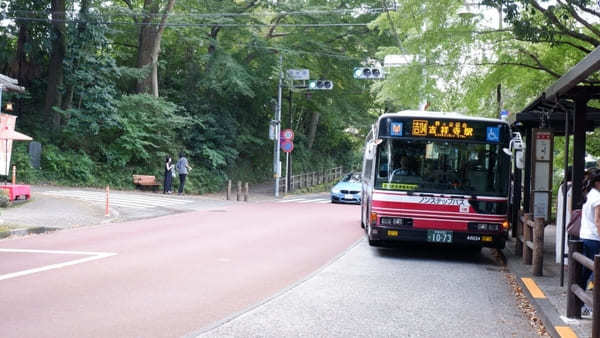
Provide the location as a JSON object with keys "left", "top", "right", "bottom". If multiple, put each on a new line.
{"left": 579, "top": 169, "right": 600, "bottom": 317}
{"left": 176, "top": 152, "right": 192, "bottom": 195}
{"left": 163, "top": 156, "right": 174, "bottom": 194}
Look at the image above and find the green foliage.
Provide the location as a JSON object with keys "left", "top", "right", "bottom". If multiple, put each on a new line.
{"left": 41, "top": 144, "right": 96, "bottom": 184}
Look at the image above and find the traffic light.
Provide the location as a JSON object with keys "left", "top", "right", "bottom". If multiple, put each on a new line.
{"left": 353, "top": 67, "right": 384, "bottom": 79}
{"left": 308, "top": 80, "right": 333, "bottom": 90}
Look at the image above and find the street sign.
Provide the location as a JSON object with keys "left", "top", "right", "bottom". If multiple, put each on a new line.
{"left": 287, "top": 69, "right": 309, "bottom": 80}
{"left": 281, "top": 129, "right": 294, "bottom": 141}
{"left": 281, "top": 140, "right": 294, "bottom": 153}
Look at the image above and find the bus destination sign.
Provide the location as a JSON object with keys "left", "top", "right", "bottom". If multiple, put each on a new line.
{"left": 412, "top": 120, "right": 474, "bottom": 139}
{"left": 381, "top": 117, "right": 505, "bottom": 143}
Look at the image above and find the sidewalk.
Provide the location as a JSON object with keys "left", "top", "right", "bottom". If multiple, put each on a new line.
{"left": 504, "top": 224, "right": 593, "bottom": 338}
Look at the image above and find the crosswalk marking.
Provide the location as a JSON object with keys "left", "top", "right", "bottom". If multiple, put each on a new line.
{"left": 41, "top": 190, "right": 193, "bottom": 210}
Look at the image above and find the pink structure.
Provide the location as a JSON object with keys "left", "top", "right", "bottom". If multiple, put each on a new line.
{"left": 0, "top": 113, "right": 32, "bottom": 201}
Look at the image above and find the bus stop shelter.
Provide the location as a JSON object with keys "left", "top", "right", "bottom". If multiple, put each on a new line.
{"left": 508, "top": 45, "right": 600, "bottom": 283}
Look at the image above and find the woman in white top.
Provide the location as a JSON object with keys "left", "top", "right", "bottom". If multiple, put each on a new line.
{"left": 579, "top": 169, "right": 600, "bottom": 287}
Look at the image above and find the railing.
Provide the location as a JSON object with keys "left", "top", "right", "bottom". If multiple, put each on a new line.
{"left": 516, "top": 213, "right": 545, "bottom": 276}
{"left": 567, "top": 240, "right": 600, "bottom": 337}
{"left": 279, "top": 166, "right": 344, "bottom": 193}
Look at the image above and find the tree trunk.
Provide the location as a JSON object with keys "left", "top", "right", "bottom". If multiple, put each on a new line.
{"left": 62, "top": 0, "right": 90, "bottom": 112}
{"left": 307, "top": 111, "right": 320, "bottom": 150}
{"left": 43, "top": 0, "right": 66, "bottom": 130}
{"left": 135, "top": 0, "right": 176, "bottom": 97}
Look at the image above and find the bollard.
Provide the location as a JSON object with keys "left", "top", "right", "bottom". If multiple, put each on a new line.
{"left": 105, "top": 185, "right": 110, "bottom": 217}
{"left": 244, "top": 182, "right": 248, "bottom": 202}
{"left": 237, "top": 181, "right": 241, "bottom": 201}
{"left": 12, "top": 165, "right": 15, "bottom": 185}
{"left": 532, "top": 217, "right": 545, "bottom": 276}
{"left": 515, "top": 212, "right": 523, "bottom": 257}
{"left": 567, "top": 240, "right": 584, "bottom": 317}
{"left": 523, "top": 214, "right": 532, "bottom": 265}
{"left": 227, "top": 180, "right": 231, "bottom": 200}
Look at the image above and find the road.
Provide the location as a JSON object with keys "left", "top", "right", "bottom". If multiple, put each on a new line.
{"left": 0, "top": 192, "right": 539, "bottom": 337}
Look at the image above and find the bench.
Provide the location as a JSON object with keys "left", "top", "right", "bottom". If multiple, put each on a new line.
{"left": 132, "top": 175, "right": 160, "bottom": 191}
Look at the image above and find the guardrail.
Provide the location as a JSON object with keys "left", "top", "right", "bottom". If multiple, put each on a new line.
{"left": 567, "top": 240, "right": 600, "bottom": 337}
{"left": 516, "top": 213, "right": 545, "bottom": 276}
{"left": 279, "top": 166, "right": 344, "bottom": 193}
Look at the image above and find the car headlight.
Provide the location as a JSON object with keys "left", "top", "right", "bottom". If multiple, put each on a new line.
{"left": 331, "top": 188, "right": 341, "bottom": 194}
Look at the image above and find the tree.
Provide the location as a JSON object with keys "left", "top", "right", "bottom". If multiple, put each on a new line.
{"left": 44, "top": 0, "right": 67, "bottom": 130}
{"left": 119, "top": 0, "right": 176, "bottom": 96}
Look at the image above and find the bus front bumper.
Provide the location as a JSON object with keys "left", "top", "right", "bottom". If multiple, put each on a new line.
{"left": 368, "top": 226, "right": 506, "bottom": 249}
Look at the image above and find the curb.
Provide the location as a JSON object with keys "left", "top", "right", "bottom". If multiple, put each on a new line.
{"left": 0, "top": 226, "right": 61, "bottom": 239}
{"left": 503, "top": 240, "right": 579, "bottom": 338}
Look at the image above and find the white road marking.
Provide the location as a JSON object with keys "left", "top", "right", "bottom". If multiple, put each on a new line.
{"left": 299, "top": 198, "right": 329, "bottom": 203}
{"left": 278, "top": 198, "right": 307, "bottom": 203}
{"left": 277, "top": 197, "right": 336, "bottom": 204}
{"left": 0, "top": 248, "right": 117, "bottom": 281}
{"left": 41, "top": 190, "right": 193, "bottom": 209}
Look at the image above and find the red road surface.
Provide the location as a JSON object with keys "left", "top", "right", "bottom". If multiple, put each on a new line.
{"left": 0, "top": 202, "right": 362, "bottom": 338}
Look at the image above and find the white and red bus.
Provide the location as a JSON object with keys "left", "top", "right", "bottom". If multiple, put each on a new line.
{"left": 360, "top": 111, "right": 511, "bottom": 249}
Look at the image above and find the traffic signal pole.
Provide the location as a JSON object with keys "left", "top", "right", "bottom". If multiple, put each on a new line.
{"left": 274, "top": 55, "right": 283, "bottom": 197}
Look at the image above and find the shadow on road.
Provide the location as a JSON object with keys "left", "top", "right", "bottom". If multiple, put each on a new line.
{"left": 371, "top": 242, "right": 500, "bottom": 266}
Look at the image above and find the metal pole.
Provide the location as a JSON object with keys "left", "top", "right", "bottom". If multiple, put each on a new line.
{"left": 287, "top": 88, "right": 293, "bottom": 192}
{"left": 274, "top": 55, "right": 283, "bottom": 197}
{"left": 284, "top": 152, "right": 289, "bottom": 195}
{"left": 561, "top": 110, "right": 570, "bottom": 286}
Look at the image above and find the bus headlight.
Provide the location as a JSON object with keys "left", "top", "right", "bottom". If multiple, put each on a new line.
{"left": 468, "top": 222, "right": 501, "bottom": 232}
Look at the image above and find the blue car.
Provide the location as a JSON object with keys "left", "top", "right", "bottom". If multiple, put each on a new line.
{"left": 331, "top": 173, "right": 361, "bottom": 204}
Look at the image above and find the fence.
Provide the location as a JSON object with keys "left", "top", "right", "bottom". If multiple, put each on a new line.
{"left": 515, "top": 213, "right": 545, "bottom": 276}
{"left": 567, "top": 240, "right": 600, "bottom": 337}
{"left": 279, "top": 166, "right": 344, "bottom": 193}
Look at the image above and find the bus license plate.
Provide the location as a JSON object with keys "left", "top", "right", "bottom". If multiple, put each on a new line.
{"left": 427, "top": 230, "right": 453, "bottom": 243}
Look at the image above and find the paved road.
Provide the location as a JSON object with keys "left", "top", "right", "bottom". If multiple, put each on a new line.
{"left": 196, "top": 242, "right": 538, "bottom": 338}
{"left": 0, "top": 201, "right": 362, "bottom": 338}
{"left": 0, "top": 187, "right": 540, "bottom": 337}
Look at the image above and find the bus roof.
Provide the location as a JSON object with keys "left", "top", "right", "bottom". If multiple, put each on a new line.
{"left": 378, "top": 110, "right": 508, "bottom": 125}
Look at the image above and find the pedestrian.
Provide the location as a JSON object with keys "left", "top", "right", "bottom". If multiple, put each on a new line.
{"left": 556, "top": 166, "right": 572, "bottom": 263}
{"left": 163, "top": 156, "right": 174, "bottom": 194}
{"left": 579, "top": 169, "right": 600, "bottom": 317}
{"left": 176, "top": 152, "right": 192, "bottom": 195}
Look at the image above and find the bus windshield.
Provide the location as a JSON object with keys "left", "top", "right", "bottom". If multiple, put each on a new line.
{"left": 374, "top": 138, "right": 509, "bottom": 196}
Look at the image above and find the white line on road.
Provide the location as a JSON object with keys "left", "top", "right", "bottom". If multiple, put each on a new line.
{"left": 299, "top": 198, "right": 329, "bottom": 203}
{"left": 0, "top": 248, "right": 117, "bottom": 281}
{"left": 41, "top": 190, "right": 193, "bottom": 209}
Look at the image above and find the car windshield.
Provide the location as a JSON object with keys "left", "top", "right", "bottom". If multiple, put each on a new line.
{"left": 374, "top": 138, "right": 509, "bottom": 196}
{"left": 342, "top": 173, "right": 361, "bottom": 183}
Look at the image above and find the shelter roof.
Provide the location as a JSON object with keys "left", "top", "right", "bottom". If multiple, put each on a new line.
{"left": 0, "top": 74, "right": 25, "bottom": 93}
{"left": 510, "top": 95, "right": 600, "bottom": 134}
{"left": 511, "top": 45, "right": 600, "bottom": 134}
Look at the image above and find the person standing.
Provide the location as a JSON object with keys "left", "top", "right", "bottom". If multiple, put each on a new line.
{"left": 163, "top": 156, "right": 174, "bottom": 194}
{"left": 579, "top": 169, "right": 600, "bottom": 317}
{"left": 176, "top": 152, "right": 192, "bottom": 195}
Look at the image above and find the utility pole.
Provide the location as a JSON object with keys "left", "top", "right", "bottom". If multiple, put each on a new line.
{"left": 274, "top": 55, "right": 283, "bottom": 197}
{"left": 496, "top": 4, "right": 503, "bottom": 117}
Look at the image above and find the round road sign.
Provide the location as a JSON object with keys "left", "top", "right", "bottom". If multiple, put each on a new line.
{"left": 281, "top": 140, "right": 294, "bottom": 153}
{"left": 281, "top": 129, "right": 294, "bottom": 141}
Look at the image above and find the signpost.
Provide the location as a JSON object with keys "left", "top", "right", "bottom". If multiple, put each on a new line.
{"left": 280, "top": 129, "right": 294, "bottom": 194}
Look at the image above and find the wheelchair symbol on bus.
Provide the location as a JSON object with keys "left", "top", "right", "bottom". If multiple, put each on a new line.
{"left": 486, "top": 127, "right": 499, "bottom": 142}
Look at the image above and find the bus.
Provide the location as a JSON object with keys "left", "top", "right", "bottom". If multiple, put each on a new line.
{"left": 360, "top": 111, "right": 512, "bottom": 249}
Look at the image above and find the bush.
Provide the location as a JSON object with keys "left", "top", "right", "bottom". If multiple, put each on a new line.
{"left": 0, "top": 189, "right": 9, "bottom": 208}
